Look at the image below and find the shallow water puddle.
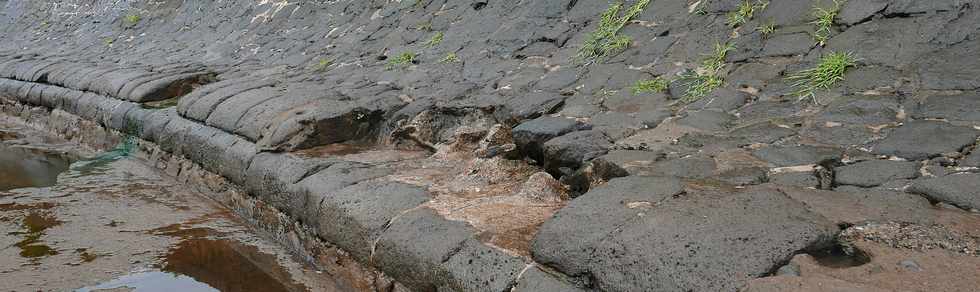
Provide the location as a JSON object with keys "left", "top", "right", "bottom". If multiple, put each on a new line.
{"left": 76, "top": 237, "right": 306, "bottom": 292}
{"left": 0, "top": 145, "right": 72, "bottom": 191}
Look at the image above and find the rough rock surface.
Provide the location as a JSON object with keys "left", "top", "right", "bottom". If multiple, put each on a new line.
{"left": 834, "top": 160, "right": 920, "bottom": 187}
{"left": 3, "top": 0, "right": 980, "bottom": 290}
{"left": 873, "top": 121, "right": 978, "bottom": 160}
{"left": 907, "top": 173, "right": 980, "bottom": 210}
{"left": 533, "top": 178, "right": 837, "bottom": 292}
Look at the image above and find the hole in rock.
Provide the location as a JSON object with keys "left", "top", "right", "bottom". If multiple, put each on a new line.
{"left": 809, "top": 243, "right": 871, "bottom": 268}
{"left": 142, "top": 72, "right": 218, "bottom": 104}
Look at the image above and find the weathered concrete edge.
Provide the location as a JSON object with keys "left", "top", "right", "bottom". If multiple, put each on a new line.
{"left": 0, "top": 77, "right": 585, "bottom": 292}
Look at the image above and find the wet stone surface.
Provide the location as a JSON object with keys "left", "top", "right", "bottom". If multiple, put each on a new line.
{"left": 0, "top": 119, "right": 342, "bottom": 292}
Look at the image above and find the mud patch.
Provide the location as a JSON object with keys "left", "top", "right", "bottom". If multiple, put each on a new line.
{"left": 10, "top": 211, "right": 62, "bottom": 259}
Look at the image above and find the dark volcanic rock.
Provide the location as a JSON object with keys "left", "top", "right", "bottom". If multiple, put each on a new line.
{"left": 770, "top": 171, "right": 821, "bottom": 188}
{"left": 374, "top": 208, "right": 484, "bottom": 291}
{"left": 753, "top": 145, "right": 844, "bottom": 167}
{"left": 728, "top": 122, "right": 797, "bottom": 144}
{"left": 542, "top": 130, "right": 612, "bottom": 175}
{"left": 647, "top": 155, "right": 718, "bottom": 179}
{"left": 313, "top": 181, "right": 431, "bottom": 262}
{"left": 512, "top": 266, "right": 586, "bottom": 292}
{"left": 817, "top": 96, "right": 901, "bottom": 125}
{"left": 835, "top": 160, "right": 920, "bottom": 187}
{"left": 532, "top": 176, "right": 686, "bottom": 275}
{"left": 907, "top": 173, "right": 980, "bottom": 210}
{"left": 513, "top": 116, "right": 587, "bottom": 162}
{"left": 676, "top": 110, "right": 734, "bottom": 133}
{"left": 533, "top": 181, "right": 837, "bottom": 292}
{"left": 911, "top": 93, "right": 980, "bottom": 123}
{"left": 915, "top": 39, "right": 980, "bottom": 90}
{"left": 874, "top": 120, "right": 978, "bottom": 160}
{"left": 780, "top": 187, "right": 934, "bottom": 225}
{"left": 839, "top": 0, "right": 889, "bottom": 25}
{"left": 961, "top": 150, "right": 980, "bottom": 168}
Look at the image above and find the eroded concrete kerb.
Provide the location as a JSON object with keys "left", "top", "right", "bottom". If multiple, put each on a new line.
{"left": 0, "top": 87, "right": 581, "bottom": 291}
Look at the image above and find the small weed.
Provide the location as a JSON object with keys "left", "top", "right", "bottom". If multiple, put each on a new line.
{"left": 439, "top": 52, "right": 460, "bottom": 64}
{"left": 726, "top": 0, "right": 768, "bottom": 28}
{"left": 575, "top": 0, "right": 651, "bottom": 64}
{"left": 103, "top": 37, "right": 115, "bottom": 46}
{"left": 702, "top": 42, "right": 735, "bottom": 73}
{"left": 810, "top": 0, "right": 842, "bottom": 46}
{"left": 757, "top": 20, "right": 776, "bottom": 36}
{"left": 424, "top": 32, "right": 444, "bottom": 47}
{"left": 680, "top": 42, "right": 735, "bottom": 103}
{"left": 386, "top": 52, "right": 416, "bottom": 70}
{"left": 414, "top": 0, "right": 426, "bottom": 9}
{"left": 123, "top": 14, "right": 141, "bottom": 26}
{"left": 786, "top": 51, "right": 858, "bottom": 103}
{"left": 631, "top": 77, "right": 670, "bottom": 95}
{"left": 312, "top": 58, "right": 333, "bottom": 72}
{"left": 416, "top": 21, "right": 432, "bottom": 31}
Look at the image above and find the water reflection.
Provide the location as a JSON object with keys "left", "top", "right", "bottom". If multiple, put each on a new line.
{"left": 0, "top": 145, "right": 72, "bottom": 191}
{"left": 76, "top": 238, "right": 306, "bottom": 292}
{"left": 76, "top": 271, "right": 219, "bottom": 292}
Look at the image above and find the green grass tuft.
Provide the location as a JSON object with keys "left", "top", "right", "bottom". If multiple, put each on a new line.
{"left": 424, "top": 32, "right": 444, "bottom": 47}
{"left": 787, "top": 51, "right": 858, "bottom": 103}
{"left": 575, "top": 0, "right": 650, "bottom": 64}
{"left": 312, "top": 58, "right": 333, "bottom": 72}
{"left": 727, "top": 0, "right": 768, "bottom": 28}
{"left": 680, "top": 42, "right": 735, "bottom": 103}
{"left": 123, "top": 14, "right": 141, "bottom": 26}
{"left": 416, "top": 21, "right": 432, "bottom": 31}
{"left": 439, "top": 52, "right": 460, "bottom": 64}
{"left": 810, "top": 0, "right": 842, "bottom": 46}
{"left": 757, "top": 20, "right": 776, "bottom": 36}
{"left": 386, "top": 52, "right": 416, "bottom": 70}
{"left": 631, "top": 77, "right": 670, "bottom": 95}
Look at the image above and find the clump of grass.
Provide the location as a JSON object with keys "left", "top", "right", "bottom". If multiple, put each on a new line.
{"left": 679, "top": 42, "right": 735, "bottom": 103}
{"left": 631, "top": 77, "right": 670, "bottom": 95}
{"left": 810, "top": 0, "right": 842, "bottom": 46}
{"left": 416, "top": 21, "right": 432, "bottom": 31}
{"left": 424, "top": 32, "right": 444, "bottom": 47}
{"left": 386, "top": 52, "right": 416, "bottom": 70}
{"left": 786, "top": 51, "right": 858, "bottom": 103}
{"left": 727, "top": 0, "right": 768, "bottom": 27}
{"left": 757, "top": 20, "right": 776, "bottom": 37}
{"left": 103, "top": 37, "right": 115, "bottom": 46}
{"left": 123, "top": 14, "right": 141, "bottom": 26}
{"left": 312, "top": 58, "right": 333, "bottom": 72}
{"left": 439, "top": 52, "right": 460, "bottom": 64}
{"left": 575, "top": 0, "right": 651, "bottom": 64}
